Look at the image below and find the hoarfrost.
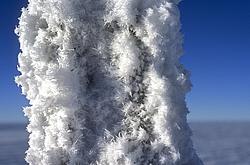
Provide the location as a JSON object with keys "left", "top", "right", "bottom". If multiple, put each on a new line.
{"left": 16, "top": 0, "right": 203, "bottom": 164}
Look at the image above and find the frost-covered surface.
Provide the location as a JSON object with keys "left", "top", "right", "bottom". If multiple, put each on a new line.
{"left": 191, "top": 122, "right": 250, "bottom": 165}
{"left": 2, "top": 122, "right": 250, "bottom": 165}
{"left": 0, "top": 124, "right": 28, "bottom": 165}
{"left": 16, "top": 0, "right": 202, "bottom": 164}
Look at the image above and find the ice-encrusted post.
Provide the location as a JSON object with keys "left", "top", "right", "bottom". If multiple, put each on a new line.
{"left": 16, "top": 0, "right": 203, "bottom": 164}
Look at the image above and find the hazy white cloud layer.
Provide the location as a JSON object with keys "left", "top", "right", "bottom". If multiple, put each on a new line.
{"left": 16, "top": 0, "right": 202, "bottom": 164}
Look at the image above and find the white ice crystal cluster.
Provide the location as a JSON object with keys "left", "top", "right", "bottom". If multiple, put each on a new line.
{"left": 16, "top": 0, "right": 203, "bottom": 164}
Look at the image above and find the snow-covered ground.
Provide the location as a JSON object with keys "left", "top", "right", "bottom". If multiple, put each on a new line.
{"left": 191, "top": 122, "right": 250, "bottom": 165}
{"left": 1, "top": 122, "right": 250, "bottom": 165}
{"left": 0, "top": 124, "right": 28, "bottom": 165}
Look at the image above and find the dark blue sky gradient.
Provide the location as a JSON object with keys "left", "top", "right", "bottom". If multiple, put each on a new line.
{"left": 1, "top": 0, "right": 28, "bottom": 123}
{"left": 1, "top": 0, "right": 250, "bottom": 122}
{"left": 180, "top": 0, "right": 250, "bottom": 121}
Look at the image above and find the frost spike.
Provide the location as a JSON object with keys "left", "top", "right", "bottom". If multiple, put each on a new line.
{"left": 16, "top": 0, "right": 203, "bottom": 164}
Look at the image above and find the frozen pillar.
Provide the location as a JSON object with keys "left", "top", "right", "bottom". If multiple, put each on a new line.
{"left": 16, "top": 0, "right": 202, "bottom": 164}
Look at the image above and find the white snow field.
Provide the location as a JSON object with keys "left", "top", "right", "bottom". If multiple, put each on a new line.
{"left": 16, "top": 0, "right": 202, "bottom": 164}
{"left": 2, "top": 123, "right": 250, "bottom": 165}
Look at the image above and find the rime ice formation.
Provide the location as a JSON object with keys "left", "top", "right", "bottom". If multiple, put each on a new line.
{"left": 16, "top": 0, "right": 203, "bottom": 164}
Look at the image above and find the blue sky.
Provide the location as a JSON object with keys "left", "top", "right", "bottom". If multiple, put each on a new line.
{"left": 1, "top": 0, "right": 28, "bottom": 123}
{"left": 179, "top": 0, "right": 250, "bottom": 121}
{"left": 1, "top": 0, "right": 250, "bottom": 123}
